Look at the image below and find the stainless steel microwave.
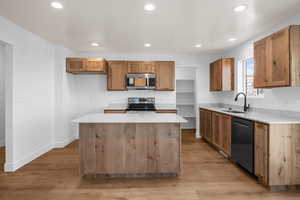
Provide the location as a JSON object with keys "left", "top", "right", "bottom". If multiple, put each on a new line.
{"left": 127, "top": 74, "right": 156, "bottom": 90}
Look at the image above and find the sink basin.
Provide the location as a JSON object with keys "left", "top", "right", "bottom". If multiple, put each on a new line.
{"left": 222, "top": 109, "right": 245, "bottom": 114}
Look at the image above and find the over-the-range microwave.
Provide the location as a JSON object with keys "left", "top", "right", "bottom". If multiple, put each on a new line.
{"left": 127, "top": 74, "right": 156, "bottom": 90}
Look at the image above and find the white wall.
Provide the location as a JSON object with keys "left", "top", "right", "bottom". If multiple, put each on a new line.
{"left": 212, "top": 13, "right": 300, "bottom": 112}
{"left": 54, "top": 46, "right": 77, "bottom": 147}
{"left": 0, "top": 44, "right": 5, "bottom": 146}
{"left": 0, "top": 16, "right": 56, "bottom": 171}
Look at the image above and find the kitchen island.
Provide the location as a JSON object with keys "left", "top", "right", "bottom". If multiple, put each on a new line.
{"left": 73, "top": 112, "right": 187, "bottom": 178}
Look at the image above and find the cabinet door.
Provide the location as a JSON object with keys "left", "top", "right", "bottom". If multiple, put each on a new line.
{"left": 220, "top": 114, "right": 231, "bottom": 155}
{"left": 66, "top": 58, "right": 86, "bottom": 72}
{"left": 268, "top": 28, "right": 290, "bottom": 87}
{"left": 141, "top": 62, "right": 155, "bottom": 73}
{"left": 200, "top": 109, "right": 206, "bottom": 139}
{"left": 86, "top": 58, "right": 107, "bottom": 73}
{"left": 107, "top": 61, "right": 128, "bottom": 91}
{"left": 210, "top": 60, "right": 222, "bottom": 91}
{"left": 128, "top": 62, "right": 155, "bottom": 73}
{"left": 254, "top": 38, "right": 269, "bottom": 88}
{"left": 205, "top": 111, "right": 212, "bottom": 142}
{"left": 222, "top": 58, "right": 234, "bottom": 91}
{"left": 128, "top": 62, "right": 141, "bottom": 73}
{"left": 155, "top": 61, "right": 175, "bottom": 91}
{"left": 212, "top": 112, "right": 222, "bottom": 148}
{"left": 255, "top": 122, "right": 269, "bottom": 185}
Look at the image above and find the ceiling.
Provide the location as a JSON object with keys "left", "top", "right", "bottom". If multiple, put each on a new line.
{"left": 0, "top": 0, "right": 300, "bottom": 54}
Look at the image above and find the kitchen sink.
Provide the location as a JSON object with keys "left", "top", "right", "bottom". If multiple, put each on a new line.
{"left": 222, "top": 109, "right": 245, "bottom": 114}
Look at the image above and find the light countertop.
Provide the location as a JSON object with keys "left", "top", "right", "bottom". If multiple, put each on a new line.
{"left": 104, "top": 104, "right": 178, "bottom": 110}
{"left": 72, "top": 112, "right": 187, "bottom": 124}
{"left": 199, "top": 104, "right": 300, "bottom": 124}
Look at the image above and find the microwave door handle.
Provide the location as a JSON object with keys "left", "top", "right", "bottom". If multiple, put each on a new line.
{"left": 146, "top": 77, "right": 149, "bottom": 87}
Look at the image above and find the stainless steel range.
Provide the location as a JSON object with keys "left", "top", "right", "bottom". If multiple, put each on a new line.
{"left": 127, "top": 97, "right": 156, "bottom": 111}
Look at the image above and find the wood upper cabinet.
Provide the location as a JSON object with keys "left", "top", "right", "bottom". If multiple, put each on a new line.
{"left": 210, "top": 58, "right": 234, "bottom": 91}
{"left": 268, "top": 28, "right": 290, "bottom": 87}
{"left": 66, "top": 58, "right": 108, "bottom": 73}
{"left": 200, "top": 109, "right": 212, "bottom": 142}
{"left": 254, "top": 122, "right": 269, "bottom": 185}
{"left": 155, "top": 61, "right": 175, "bottom": 91}
{"left": 128, "top": 61, "right": 156, "bottom": 74}
{"left": 254, "top": 38, "right": 269, "bottom": 88}
{"left": 210, "top": 60, "right": 222, "bottom": 91}
{"left": 107, "top": 61, "right": 128, "bottom": 91}
{"left": 254, "top": 26, "right": 300, "bottom": 88}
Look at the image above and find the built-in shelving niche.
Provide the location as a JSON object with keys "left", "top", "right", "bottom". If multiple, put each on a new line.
{"left": 176, "top": 67, "right": 197, "bottom": 130}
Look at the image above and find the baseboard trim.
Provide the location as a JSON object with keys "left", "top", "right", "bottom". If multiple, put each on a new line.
{"left": 0, "top": 138, "right": 4, "bottom": 147}
{"left": 4, "top": 143, "right": 52, "bottom": 172}
{"left": 4, "top": 133, "right": 79, "bottom": 172}
{"left": 54, "top": 134, "right": 77, "bottom": 148}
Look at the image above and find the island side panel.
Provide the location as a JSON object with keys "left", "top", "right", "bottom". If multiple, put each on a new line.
{"left": 269, "top": 124, "right": 300, "bottom": 186}
{"left": 79, "top": 123, "right": 181, "bottom": 177}
{"left": 79, "top": 124, "right": 97, "bottom": 176}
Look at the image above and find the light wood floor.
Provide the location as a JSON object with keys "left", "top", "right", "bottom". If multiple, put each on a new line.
{"left": 0, "top": 131, "right": 299, "bottom": 200}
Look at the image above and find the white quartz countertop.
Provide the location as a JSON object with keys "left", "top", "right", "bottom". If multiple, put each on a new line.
{"left": 104, "top": 104, "right": 177, "bottom": 110}
{"left": 72, "top": 112, "right": 187, "bottom": 123}
{"left": 199, "top": 105, "right": 300, "bottom": 124}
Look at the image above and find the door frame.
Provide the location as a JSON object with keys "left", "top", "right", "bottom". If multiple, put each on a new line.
{"left": 0, "top": 40, "right": 13, "bottom": 172}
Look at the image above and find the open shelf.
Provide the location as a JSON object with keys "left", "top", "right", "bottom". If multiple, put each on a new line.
{"left": 177, "top": 106, "right": 195, "bottom": 118}
{"left": 176, "top": 67, "right": 196, "bottom": 129}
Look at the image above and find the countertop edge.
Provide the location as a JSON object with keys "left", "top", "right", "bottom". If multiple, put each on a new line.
{"left": 199, "top": 106, "right": 300, "bottom": 125}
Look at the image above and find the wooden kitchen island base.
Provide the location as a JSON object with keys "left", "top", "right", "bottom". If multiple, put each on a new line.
{"left": 79, "top": 123, "right": 181, "bottom": 178}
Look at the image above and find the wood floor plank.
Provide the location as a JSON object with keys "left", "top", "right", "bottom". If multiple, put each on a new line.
{"left": 0, "top": 131, "right": 299, "bottom": 200}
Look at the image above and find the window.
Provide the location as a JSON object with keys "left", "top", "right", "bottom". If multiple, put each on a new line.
{"left": 237, "top": 58, "right": 264, "bottom": 97}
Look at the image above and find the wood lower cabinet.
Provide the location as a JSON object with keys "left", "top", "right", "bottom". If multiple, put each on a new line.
{"left": 212, "top": 112, "right": 222, "bottom": 148}
{"left": 211, "top": 112, "right": 231, "bottom": 155}
{"left": 201, "top": 110, "right": 231, "bottom": 155}
{"left": 107, "top": 61, "right": 128, "bottom": 91}
{"left": 210, "top": 58, "right": 234, "bottom": 91}
{"left": 254, "top": 25, "right": 300, "bottom": 88}
{"left": 66, "top": 58, "right": 108, "bottom": 73}
{"left": 155, "top": 61, "right": 175, "bottom": 91}
{"left": 254, "top": 122, "right": 269, "bottom": 185}
{"left": 200, "top": 109, "right": 212, "bottom": 142}
{"left": 128, "top": 61, "right": 156, "bottom": 74}
{"left": 219, "top": 114, "right": 231, "bottom": 155}
{"left": 201, "top": 108, "right": 300, "bottom": 189}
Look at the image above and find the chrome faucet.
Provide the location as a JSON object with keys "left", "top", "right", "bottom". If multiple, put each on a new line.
{"left": 234, "top": 92, "right": 250, "bottom": 112}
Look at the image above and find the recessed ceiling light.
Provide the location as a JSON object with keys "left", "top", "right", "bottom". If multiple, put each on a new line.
{"left": 144, "top": 4, "right": 156, "bottom": 11}
{"left": 195, "top": 44, "right": 203, "bottom": 48}
{"left": 228, "top": 38, "right": 237, "bottom": 42}
{"left": 91, "top": 43, "right": 99, "bottom": 47}
{"left": 144, "top": 43, "right": 151, "bottom": 47}
{"left": 51, "top": 2, "right": 63, "bottom": 9}
{"left": 234, "top": 5, "right": 247, "bottom": 12}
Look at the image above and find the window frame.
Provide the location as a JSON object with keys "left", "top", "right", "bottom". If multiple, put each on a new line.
{"left": 237, "top": 57, "right": 264, "bottom": 99}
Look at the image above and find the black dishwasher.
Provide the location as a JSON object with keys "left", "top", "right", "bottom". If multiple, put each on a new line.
{"left": 231, "top": 117, "right": 254, "bottom": 174}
